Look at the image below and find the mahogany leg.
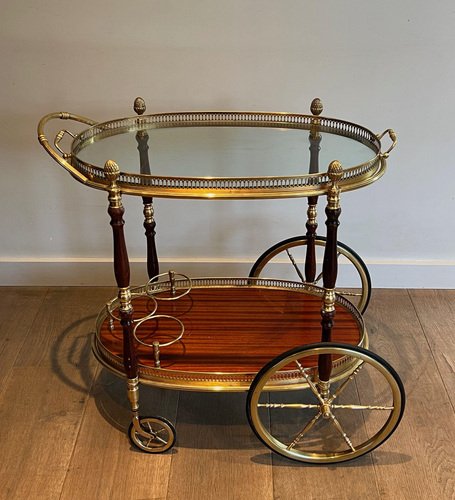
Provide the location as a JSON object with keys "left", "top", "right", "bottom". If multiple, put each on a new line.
{"left": 318, "top": 160, "right": 343, "bottom": 395}
{"left": 104, "top": 160, "right": 141, "bottom": 421}
{"left": 136, "top": 131, "right": 159, "bottom": 279}
{"left": 305, "top": 99, "right": 323, "bottom": 283}
{"left": 305, "top": 195, "right": 318, "bottom": 283}
{"left": 134, "top": 98, "right": 159, "bottom": 280}
{"left": 143, "top": 196, "right": 159, "bottom": 280}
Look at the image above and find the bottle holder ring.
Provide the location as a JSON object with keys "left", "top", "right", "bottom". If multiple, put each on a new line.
{"left": 105, "top": 293, "right": 158, "bottom": 324}
{"left": 132, "top": 314, "right": 185, "bottom": 349}
{"left": 146, "top": 270, "right": 193, "bottom": 301}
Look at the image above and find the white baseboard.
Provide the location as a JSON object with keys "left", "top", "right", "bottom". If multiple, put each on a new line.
{"left": 0, "top": 257, "right": 454, "bottom": 288}
{"left": 0, "top": 258, "right": 252, "bottom": 286}
{"left": 366, "top": 261, "right": 455, "bottom": 289}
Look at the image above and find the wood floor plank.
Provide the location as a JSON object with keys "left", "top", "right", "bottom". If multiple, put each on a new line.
{"left": 167, "top": 391, "right": 274, "bottom": 500}
{"left": 363, "top": 289, "right": 455, "bottom": 500}
{"left": 0, "top": 287, "right": 47, "bottom": 395}
{"left": 60, "top": 369, "right": 179, "bottom": 500}
{"left": 0, "top": 366, "right": 90, "bottom": 499}
{"left": 13, "top": 287, "right": 113, "bottom": 368}
{"left": 271, "top": 421, "right": 380, "bottom": 499}
{"left": 0, "top": 287, "right": 111, "bottom": 499}
{"left": 408, "top": 289, "right": 455, "bottom": 408}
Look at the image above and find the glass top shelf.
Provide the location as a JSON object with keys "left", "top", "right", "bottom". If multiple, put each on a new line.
{"left": 74, "top": 124, "right": 375, "bottom": 179}
{"left": 60, "top": 110, "right": 388, "bottom": 199}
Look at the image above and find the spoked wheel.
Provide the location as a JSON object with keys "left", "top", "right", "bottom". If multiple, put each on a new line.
{"left": 247, "top": 343, "right": 405, "bottom": 464}
{"left": 128, "top": 416, "right": 176, "bottom": 453}
{"left": 249, "top": 236, "right": 371, "bottom": 313}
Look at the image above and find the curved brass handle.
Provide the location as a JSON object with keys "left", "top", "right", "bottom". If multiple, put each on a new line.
{"left": 54, "top": 129, "right": 76, "bottom": 159}
{"left": 376, "top": 129, "right": 397, "bottom": 158}
{"left": 37, "top": 112, "right": 97, "bottom": 183}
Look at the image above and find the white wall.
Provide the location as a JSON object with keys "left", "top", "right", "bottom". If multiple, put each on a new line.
{"left": 1, "top": 0, "right": 454, "bottom": 287}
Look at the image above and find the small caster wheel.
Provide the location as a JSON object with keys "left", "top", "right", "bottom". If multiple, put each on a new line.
{"left": 128, "top": 416, "right": 176, "bottom": 453}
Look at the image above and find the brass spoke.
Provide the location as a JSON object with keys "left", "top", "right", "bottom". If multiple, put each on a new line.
{"left": 145, "top": 422, "right": 167, "bottom": 444}
{"left": 153, "top": 434, "right": 168, "bottom": 445}
{"left": 257, "top": 403, "right": 319, "bottom": 409}
{"left": 332, "top": 404, "right": 394, "bottom": 411}
{"left": 146, "top": 432, "right": 167, "bottom": 445}
{"left": 314, "top": 270, "right": 323, "bottom": 284}
{"left": 287, "top": 411, "right": 322, "bottom": 450}
{"left": 285, "top": 249, "right": 305, "bottom": 282}
{"left": 295, "top": 360, "right": 325, "bottom": 405}
{"left": 328, "top": 362, "right": 364, "bottom": 404}
{"left": 337, "top": 290, "right": 362, "bottom": 297}
{"left": 329, "top": 413, "right": 356, "bottom": 452}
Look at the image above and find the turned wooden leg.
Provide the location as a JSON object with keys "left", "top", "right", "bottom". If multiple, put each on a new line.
{"left": 142, "top": 196, "right": 159, "bottom": 279}
{"left": 104, "top": 160, "right": 139, "bottom": 414}
{"left": 134, "top": 97, "right": 159, "bottom": 280}
{"left": 305, "top": 98, "right": 323, "bottom": 283}
{"left": 319, "top": 160, "right": 343, "bottom": 390}
{"left": 305, "top": 196, "right": 318, "bottom": 283}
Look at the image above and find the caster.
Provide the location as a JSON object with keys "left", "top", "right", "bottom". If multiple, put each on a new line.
{"left": 128, "top": 416, "right": 176, "bottom": 453}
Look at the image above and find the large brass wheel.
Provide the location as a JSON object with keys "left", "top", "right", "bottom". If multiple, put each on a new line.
{"left": 249, "top": 236, "right": 371, "bottom": 313}
{"left": 247, "top": 343, "right": 404, "bottom": 463}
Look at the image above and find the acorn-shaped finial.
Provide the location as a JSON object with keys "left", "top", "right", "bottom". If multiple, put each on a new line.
{"left": 328, "top": 160, "right": 343, "bottom": 182}
{"left": 104, "top": 159, "right": 120, "bottom": 182}
{"left": 134, "top": 97, "right": 146, "bottom": 115}
{"left": 310, "top": 98, "right": 323, "bottom": 116}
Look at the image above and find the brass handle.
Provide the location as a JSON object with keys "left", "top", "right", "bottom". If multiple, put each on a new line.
{"left": 54, "top": 129, "right": 76, "bottom": 159}
{"left": 376, "top": 129, "right": 397, "bottom": 158}
{"left": 37, "top": 112, "right": 97, "bottom": 183}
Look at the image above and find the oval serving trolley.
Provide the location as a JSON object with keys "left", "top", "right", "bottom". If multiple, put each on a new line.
{"left": 38, "top": 98, "right": 403, "bottom": 463}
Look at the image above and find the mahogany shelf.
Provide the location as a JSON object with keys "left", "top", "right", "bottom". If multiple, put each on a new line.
{"left": 93, "top": 278, "right": 367, "bottom": 391}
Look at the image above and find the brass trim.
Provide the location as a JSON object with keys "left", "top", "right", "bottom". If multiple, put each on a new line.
{"left": 127, "top": 376, "right": 140, "bottom": 412}
{"left": 306, "top": 203, "right": 317, "bottom": 227}
{"left": 143, "top": 202, "right": 154, "bottom": 224}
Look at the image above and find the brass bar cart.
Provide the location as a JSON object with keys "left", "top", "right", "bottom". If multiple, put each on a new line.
{"left": 38, "top": 98, "right": 403, "bottom": 463}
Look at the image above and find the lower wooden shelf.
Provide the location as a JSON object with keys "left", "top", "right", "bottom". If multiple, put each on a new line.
{"left": 92, "top": 278, "right": 367, "bottom": 391}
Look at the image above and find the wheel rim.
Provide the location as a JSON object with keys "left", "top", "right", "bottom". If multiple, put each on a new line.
{"left": 250, "top": 237, "right": 371, "bottom": 313}
{"left": 247, "top": 344, "right": 404, "bottom": 463}
{"left": 129, "top": 416, "right": 175, "bottom": 453}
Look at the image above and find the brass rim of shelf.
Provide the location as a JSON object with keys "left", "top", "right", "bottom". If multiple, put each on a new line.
{"left": 66, "top": 111, "right": 386, "bottom": 199}
{"left": 93, "top": 277, "right": 368, "bottom": 392}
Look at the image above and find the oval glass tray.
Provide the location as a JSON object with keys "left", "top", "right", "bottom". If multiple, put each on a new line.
{"left": 71, "top": 111, "right": 388, "bottom": 199}
{"left": 92, "top": 277, "right": 368, "bottom": 392}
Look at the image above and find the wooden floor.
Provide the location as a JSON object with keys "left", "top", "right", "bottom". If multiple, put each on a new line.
{"left": 0, "top": 287, "right": 454, "bottom": 500}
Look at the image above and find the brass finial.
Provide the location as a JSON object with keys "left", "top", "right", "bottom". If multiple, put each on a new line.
{"left": 328, "top": 160, "right": 343, "bottom": 182}
{"left": 310, "top": 98, "right": 323, "bottom": 116}
{"left": 327, "top": 160, "right": 342, "bottom": 210}
{"left": 134, "top": 97, "right": 146, "bottom": 115}
{"left": 104, "top": 159, "right": 120, "bottom": 182}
